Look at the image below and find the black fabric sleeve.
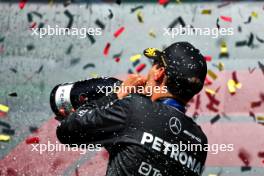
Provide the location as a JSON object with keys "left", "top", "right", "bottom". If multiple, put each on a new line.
{"left": 56, "top": 93, "right": 131, "bottom": 146}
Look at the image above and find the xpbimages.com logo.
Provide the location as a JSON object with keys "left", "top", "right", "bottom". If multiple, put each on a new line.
{"left": 31, "top": 25, "right": 102, "bottom": 38}
{"left": 163, "top": 26, "right": 234, "bottom": 38}
{"left": 30, "top": 140, "right": 102, "bottom": 154}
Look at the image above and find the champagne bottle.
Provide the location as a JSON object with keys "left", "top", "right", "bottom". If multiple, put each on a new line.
{"left": 50, "top": 77, "right": 121, "bottom": 117}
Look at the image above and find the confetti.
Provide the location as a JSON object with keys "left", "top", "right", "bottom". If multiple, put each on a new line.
{"left": 205, "top": 88, "right": 216, "bottom": 95}
{"left": 64, "top": 10, "right": 74, "bottom": 28}
{"left": 236, "top": 40, "right": 248, "bottom": 47}
{"left": 66, "top": 44, "right": 73, "bottom": 55}
{"left": 83, "top": 63, "right": 95, "bottom": 70}
{"left": 249, "top": 111, "right": 255, "bottom": 121}
{"left": 0, "top": 120, "right": 11, "bottom": 128}
{"left": 195, "top": 94, "right": 201, "bottom": 110}
{"left": 168, "top": 17, "right": 185, "bottom": 29}
{"left": 136, "top": 11, "right": 144, "bottom": 23}
{"left": 63, "top": 0, "right": 71, "bottom": 7}
{"left": 0, "top": 134, "right": 10, "bottom": 142}
{"left": 256, "top": 116, "right": 264, "bottom": 123}
{"left": 247, "top": 33, "right": 254, "bottom": 47}
{"left": 213, "top": 62, "right": 224, "bottom": 71}
{"left": 132, "top": 60, "right": 140, "bottom": 67}
{"left": 217, "top": 2, "right": 231, "bottom": 8}
{"left": 206, "top": 92, "right": 220, "bottom": 112}
{"left": 131, "top": 5, "right": 144, "bottom": 13}
{"left": 216, "top": 18, "right": 220, "bottom": 29}
{"left": 8, "top": 92, "right": 18, "bottom": 97}
{"left": 130, "top": 54, "right": 141, "bottom": 62}
{"left": 220, "top": 16, "right": 232, "bottom": 23}
{"left": 70, "top": 58, "right": 81, "bottom": 66}
{"left": 9, "top": 68, "right": 17, "bottom": 73}
{"left": 258, "top": 151, "right": 264, "bottom": 158}
{"left": 219, "top": 41, "right": 229, "bottom": 58}
{"left": 25, "top": 137, "right": 40, "bottom": 144}
{"left": 159, "top": 0, "right": 169, "bottom": 5}
{"left": 241, "top": 166, "right": 251, "bottom": 172}
{"left": 207, "top": 70, "right": 218, "bottom": 80}
{"left": 29, "top": 126, "right": 39, "bottom": 133}
{"left": 19, "top": 0, "right": 28, "bottom": 10}
{"left": 35, "top": 65, "right": 44, "bottom": 74}
{"left": 0, "top": 104, "right": 9, "bottom": 113}
{"left": 114, "top": 58, "right": 120, "bottom": 63}
{"left": 128, "top": 69, "right": 134, "bottom": 74}
{"left": 251, "top": 11, "right": 258, "bottom": 18}
{"left": 201, "top": 9, "right": 211, "bottom": 15}
{"left": 244, "top": 16, "right": 252, "bottom": 24}
{"left": 26, "top": 44, "right": 34, "bottom": 51}
{"left": 0, "top": 36, "right": 5, "bottom": 43}
{"left": 204, "top": 56, "right": 212, "bottom": 62}
{"left": 103, "top": 43, "right": 111, "bottom": 56}
{"left": 251, "top": 101, "right": 262, "bottom": 108}
{"left": 256, "top": 36, "right": 264, "bottom": 43}
{"left": 238, "top": 149, "right": 251, "bottom": 166}
{"left": 114, "top": 26, "right": 125, "bottom": 38}
{"left": 204, "top": 76, "right": 212, "bottom": 86}
{"left": 136, "top": 63, "right": 146, "bottom": 73}
{"left": 108, "top": 9, "right": 113, "bottom": 19}
{"left": 113, "top": 51, "right": 123, "bottom": 59}
{"left": 2, "top": 128, "right": 15, "bottom": 135}
{"left": 95, "top": 19, "right": 105, "bottom": 30}
{"left": 258, "top": 61, "right": 264, "bottom": 76}
{"left": 149, "top": 30, "right": 156, "bottom": 38}
{"left": 248, "top": 67, "right": 256, "bottom": 74}
{"left": 210, "top": 114, "right": 221, "bottom": 124}
{"left": 87, "top": 33, "right": 96, "bottom": 44}
{"left": 227, "top": 79, "right": 242, "bottom": 94}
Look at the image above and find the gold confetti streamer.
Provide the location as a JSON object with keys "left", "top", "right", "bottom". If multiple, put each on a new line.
{"left": 256, "top": 116, "right": 264, "bottom": 123}
{"left": 149, "top": 30, "right": 156, "bottom": 38}
{"left": 207, "top": 70, "right": 218, "bottom": 80}
{"left": 201, "top": 9, "right": 212, "bottom": 15}
{"left": 205, "top": 88, "right": 216, "bottom": 95}
{"left": 251, "top": 11, "right": 258, "bottom": 18}
{"left": 227, "top": 79, "right": 242, "bottom": 94}
{"left": 136, "top": 11, "right": 144, "bottom": 23}
{"left": 0, "top": 134, "right": 11, "bottom": 142}
{"left": 217, "top": 62, "right": 224, "bottom": 71}
{"left": 0, "top": 104, "right": 9, "bottom": 113}
{"left": 130, "top": 54, "right": 142, "bottom": 62}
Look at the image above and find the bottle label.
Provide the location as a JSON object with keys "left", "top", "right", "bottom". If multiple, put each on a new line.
{"left": 55, "top": 84, "right": 73, "bottom": 112}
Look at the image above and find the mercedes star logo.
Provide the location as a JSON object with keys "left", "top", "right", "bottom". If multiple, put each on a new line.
{"left": 169, "top": 117, "right": 182, "bottom": 135}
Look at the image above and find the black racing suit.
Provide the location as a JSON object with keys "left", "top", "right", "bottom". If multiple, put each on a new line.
{"left": 56, "top": 93, "right": 208, "bottom": 176}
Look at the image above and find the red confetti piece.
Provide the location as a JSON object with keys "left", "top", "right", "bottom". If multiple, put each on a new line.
{"left": 25, "top": 137, "right": 40, "bottom": 144}
{"left": 238, "top": 149, "right": 251, "bottom": 166}
{"left": 258, "top": 151, "right": 264, "bottom": 158}
{"left": 114, "top": 57, "right": 120, "bottom": 62}
{"left": 0, "top": 111, "right": 6, "bottom": 117}
{"left": 19, "top": 0, "right": 28, "bottom": 10}
{"left": 114, "top": 27, "right": 125, "bottom": 38}
{"left": 204, "top": 56, "right": 212, "bottom": 62}
{"left": 0, "top": 45, "right": 4, "bottom": 53}
{"left": 251, "top": 101, "right": 262, "bottom": 108}
{"left": 195, "top": 94, "right": 201, "bottom": 110}
{"left": 232, "top": 71, "right": 239, "bottom": 84}
{"left": 136, "top": 63, "right": 146, "bottom": 73}
{"left": 30, "top": 22, "right": 37, "bottom": 29}
{"left": 205, "top": 92, "right": 220, "bottom": 112}
{"left": 103, "top": 43, "right": 111, "bottom": 56}
{"left": 204, "top": 76, "right": 212, "bottom": 85}
{"left": 158, "top": 0, "right": 169, "bottom": 5}
{"left": 220, "top": 16, "right": 232, "bottom": 22}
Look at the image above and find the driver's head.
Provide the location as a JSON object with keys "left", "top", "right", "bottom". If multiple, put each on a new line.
{"left": 143, "top": 42, "right": 207, "bottom": 103}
